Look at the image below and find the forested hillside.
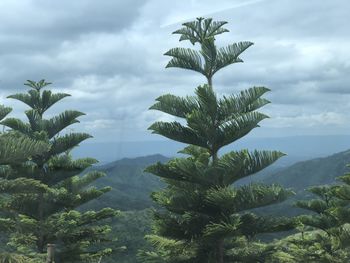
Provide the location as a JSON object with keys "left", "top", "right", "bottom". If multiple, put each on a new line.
{"left": 80, "top": 149, "right": 350, "bottom": 262}
{"left": 92, "top": 150, "right": 350, "bottom": 214}
{"left": 82, "top": 154, "right": 168, "bottom": 211}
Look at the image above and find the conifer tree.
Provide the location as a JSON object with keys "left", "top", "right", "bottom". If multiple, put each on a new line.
{"left": 139, "top": 17, "right": 295, "bottom": 263}
{"left": 0, "top": 104, "right": 49, "bottom": 263}
{"left": 332, "top": 165, "right": 350, "bottom": 222}
{"left": 0, "top": 104, "right": 50, "bottom": 232}
{"left": 330, "top": 168, "right": 350, "bottom": 256}
{"left": 288, "top": 169, "right": 350, "bottom": 261}
{"left": 0, "top": 80, "right": 118, "bottom": 262}
{"left": 0, "top": 105, "right": 49, "bottom": 167}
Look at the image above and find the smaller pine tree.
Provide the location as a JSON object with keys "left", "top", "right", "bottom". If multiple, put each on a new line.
{"left": 295, "top": 186, "right": 348, "bottom": 260}
{"left": 0, "top": 104, "right": 49, "bottom": 263}
{"left": 0, "top": 80, "right": 119, "bottom": 262}
{"left": 331, "top": 169, "right": 350, "bottom": 254}
{"left": 278, "top": 166, "right": 350, "bottom": 262}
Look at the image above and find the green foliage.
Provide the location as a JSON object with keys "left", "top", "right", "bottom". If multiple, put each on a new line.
{"left": 0, "top": 104, "right": 49, "bottom": 166}
{"left": 268, "top": 229, "right": 350, "bottom": 263}
{"left": 140, "top": 18, "right": 295, "bottom": 263}
{"left": 269, "top": 163, "right": 350, "bottom": 262}
{"left": 0, "top": 105, "right": 49, "bottom": 263}
{"left": 172, "top": 17, "right": 229, "bottom": 44}
{"left": 165, "top": 17, "right": 253, "bottom": 83}
{"left": 0, "top": 252, "right": 43, "bottom": 263}
{"left": 0, "top": 80, "right": 118, "bottom": 262}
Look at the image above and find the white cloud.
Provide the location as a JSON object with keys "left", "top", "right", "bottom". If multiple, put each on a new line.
{"left": 266, "top": 112, "right": 347, "bottom": 128}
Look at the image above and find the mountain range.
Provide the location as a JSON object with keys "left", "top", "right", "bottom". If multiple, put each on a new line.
{"left": 85, "top": 148, "right": 350, "bottom": 214}
{"left": 82, "top": 145, "right": 350, "bottom": 262}
{"left": 73, "top": 135, "right": 350, "bottom": 165}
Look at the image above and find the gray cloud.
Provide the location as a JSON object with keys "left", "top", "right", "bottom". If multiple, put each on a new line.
{"left": 0, "top": 0, "right": 349, "bottom": 142}
{"left": 0, "top": 0, "right": 144, "bottom": 38}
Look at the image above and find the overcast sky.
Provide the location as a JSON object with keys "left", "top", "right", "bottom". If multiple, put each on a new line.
{"left": 0, "top": 0, "right": 349, "bottom": 142}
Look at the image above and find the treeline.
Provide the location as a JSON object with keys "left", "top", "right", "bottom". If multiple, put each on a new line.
{"left": 0, "top": 18, "right": 350, "bottom": 263}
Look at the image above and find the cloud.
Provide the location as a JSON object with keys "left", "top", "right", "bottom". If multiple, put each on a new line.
{"left": 0, "top": 0, "right": 349, "bottom": 142}
{"left": 266, "top": 112, "right": 347, "bottom": 128}
{"left": 0, "top": 0, "right": 144, "bottom": 38}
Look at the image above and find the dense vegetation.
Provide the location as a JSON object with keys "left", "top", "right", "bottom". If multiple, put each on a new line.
{"left": 62, "top": 149, "right": 350, "bottom": 263}
{"left": 0, "top": 17, "right": 350, "bottom": 263}
{"left": 0, "top": 81, "right": 119, "bottom": 262}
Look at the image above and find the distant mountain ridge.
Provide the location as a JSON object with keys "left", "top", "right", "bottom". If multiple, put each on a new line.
{"left": 83, "top": 154, "right": 169, "bottom": 211}
{"left": 99, "top": 154, "right": 168, "bottom": 170}
{"left": 262, "top": 149, "right": 350, "bottom": 189}
{"left": 73, "top": 135, "right": 350, "bottom": 165}
{"left": 85, "top": 149, "right": 350, "bottom": 215}
{"left": 250, "top": 149, "right": 350, "bottom": 217}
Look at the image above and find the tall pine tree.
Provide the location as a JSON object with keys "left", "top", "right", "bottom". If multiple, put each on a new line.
{"left": 0, "top": 80, "right": 118, "bottom": 262}
{"left": 139, "top": 17, "right": 295, "bottom": 263}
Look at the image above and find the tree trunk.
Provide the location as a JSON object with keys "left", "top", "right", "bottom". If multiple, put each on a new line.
{"left": 37, "top": 166, "right": 45, "bottom": 252}
{"left": 216, "top": 239, "right": 224, "bottom": 263}
{"left": 37, "top": 192, "right": 45, "bottom": 252}
{"left": 212, "top": 151, "right": 224, "bottom": 263}
{"left": 46, "top": 244, "right": 55, "bottom": 263}
{"left": 208, "top": 75, "right": 224, "bottom": 263}
{"left": 207, "top": 76, "right": 213, "bottom": 87}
